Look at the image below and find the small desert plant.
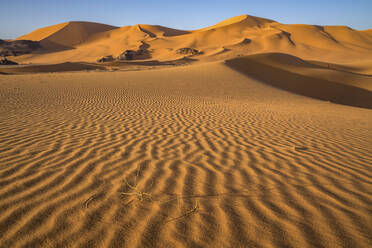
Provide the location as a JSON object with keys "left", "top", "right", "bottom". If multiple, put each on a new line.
{"left": 119, "top": 164, "right": 153, "bottom": 203}
{"left": 120, "top": 178, "right": 153, "bottom": 202}
{"left": 119, "top": 164, "right": 201, "bottom": 223}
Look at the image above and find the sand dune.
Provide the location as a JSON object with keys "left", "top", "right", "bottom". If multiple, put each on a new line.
{"left": 16, "top": 22, "right": 70, "bottom": 43}
{"left": 9, "top": 15, "right": 372, "bottom": 64}
{"left": 137, "top": 25, "right": 190, "bottom": 37}
{"left": 197, "top": 15, "right": 275, "bottom": 31}
{"left": 226, "top": 53, "right": 372, "bottom": 108}
{"left": 1, "top": 14, "right": 372, "bottom": 248}
{"left": 310, "top": 59, "right": 372, "bottom": 75}
{"left": 16, "top": 21, "right": 117, "bottom": 50}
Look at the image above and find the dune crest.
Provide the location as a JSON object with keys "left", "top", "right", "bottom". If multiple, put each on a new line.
{"left": 16, "top": 21, "right": 118, "bottom": 49}
{"left": 198, "top": 14, "right": 275, "bottom": 31}
{"left": 16, "top": 22, "right": 70, "bottom": 42}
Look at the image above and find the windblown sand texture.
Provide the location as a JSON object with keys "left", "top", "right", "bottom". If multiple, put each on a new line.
{"left": 0, "top": 15, "right": 372, "bottom": 248}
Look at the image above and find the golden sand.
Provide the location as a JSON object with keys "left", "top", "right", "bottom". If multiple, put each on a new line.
{"left": 0, "top": 15, "right": 371, "bottom": 247}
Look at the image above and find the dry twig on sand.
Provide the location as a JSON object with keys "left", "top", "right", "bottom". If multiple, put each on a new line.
{"left": 164, "top": 202, "right": 199, "bottom": 223}
{"left": 119, "top": 164, "right": 154, "bottom": 202}
{"left": 84, "top": 196, "right": 94, "bottom": 209}
{"left": 120, "top": 178, "right": 153, "bottom": 202}
{"left": 119, "top": 165, "right": 201, "bottom": 223}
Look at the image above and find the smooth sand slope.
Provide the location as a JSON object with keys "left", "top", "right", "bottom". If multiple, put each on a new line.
{"left": 0, "top": 62, "right": 371, "bottom": 247}
{"left": 16, "top": 21, "right": 117, "bottom": 50}
{"left": 226, "top": 53, "right": 372, "bottom": 109}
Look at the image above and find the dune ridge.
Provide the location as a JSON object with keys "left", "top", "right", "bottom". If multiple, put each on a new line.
{"left": 16, "top": 21, "right": 118, "bottom": 49}
{"left": 197, "top": 15, "right": 276, "bottom": 31}
{"left": 8, "top": 14, "right": 372, "bottom": 64}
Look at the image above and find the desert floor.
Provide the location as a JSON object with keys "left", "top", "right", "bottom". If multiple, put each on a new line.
{"left": 0, "top": 60, "right": 371, "bottom": 248}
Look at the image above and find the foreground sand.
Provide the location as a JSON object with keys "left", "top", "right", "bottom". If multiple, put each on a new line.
{"left": 0, "top": 61, "right": 371, "bottom": 247}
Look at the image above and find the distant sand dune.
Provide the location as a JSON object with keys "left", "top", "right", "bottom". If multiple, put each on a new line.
{"left": 0, "top": 62, "right": 371, "bottom": 247}
{"left": 16, "top": 21, "right": 117, "bottom": 49}
{"left": 9, "top": 14, "right": 372, "bottom": 64}
{"left": 197, "top": 15, "right": 275, "bottom": 31}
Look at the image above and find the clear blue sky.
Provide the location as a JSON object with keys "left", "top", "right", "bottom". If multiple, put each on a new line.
{"left": 1, "top": 0, "right": 371, "bottom": 39}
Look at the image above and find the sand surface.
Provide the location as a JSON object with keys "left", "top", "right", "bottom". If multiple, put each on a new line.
{"left": 1, "top": 14, "right": 372, "bottom": 248}
{"left": 0, "top": 61, "right": 371, "bottom": 247}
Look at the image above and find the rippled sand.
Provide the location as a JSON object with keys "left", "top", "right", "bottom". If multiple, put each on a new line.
{"left": 0, "top": 62, "right": 371, "bottom": 247}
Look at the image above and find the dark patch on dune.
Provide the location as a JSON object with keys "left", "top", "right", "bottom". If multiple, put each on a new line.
{"left": 0, "top": 40, "right": 41, "bottom": 56}
{"left": 0, "top": 62, "right": 105, "bottom": 74}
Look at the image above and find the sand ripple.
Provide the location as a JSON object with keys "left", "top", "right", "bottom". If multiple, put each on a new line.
{"left": 0, "top": 64, "right": 371, "bottom": 247}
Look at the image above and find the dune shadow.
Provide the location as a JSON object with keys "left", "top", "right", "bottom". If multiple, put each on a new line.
{"left": 225, "top": 55, "right": 372, "bottom": 109}
{"left": 140, "top": 25, "right": 190, "bottom": 37}
{"left": 107, "top": 57, "right": 198, "bottom": 67}
{"left": 0, "top": 62, "right": 105, "bottom": 74}
{"left": 308, "top": 60, "right": 372, "bottom": 78}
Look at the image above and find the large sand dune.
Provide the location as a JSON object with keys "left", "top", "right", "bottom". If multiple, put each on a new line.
{"left": 16, "top": 21, "right": 117, "bottom": 50}
{"left": 10, "top": 15, "right": 372, "bottom": 64}
{"left": 0, "top": 14, "right": 372, "bottom": 248}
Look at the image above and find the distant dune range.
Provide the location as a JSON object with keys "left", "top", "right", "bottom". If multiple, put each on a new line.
{"left": 0, "top": 15, "right": 372, "bottom": 248}
{"left": 1, "top": 15, "right": 371, "bottom": 109}
{"left": 10, "top": 15, "right": 372, "bottom": 63}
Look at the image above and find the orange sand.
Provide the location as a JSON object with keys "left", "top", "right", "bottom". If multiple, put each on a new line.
{"left": 0, "top": 15, "right": 371, "bottom": 248}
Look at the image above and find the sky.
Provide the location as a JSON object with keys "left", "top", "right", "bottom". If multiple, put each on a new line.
{"left": 1, "top": 0, "right": 371, "bottom": 39}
